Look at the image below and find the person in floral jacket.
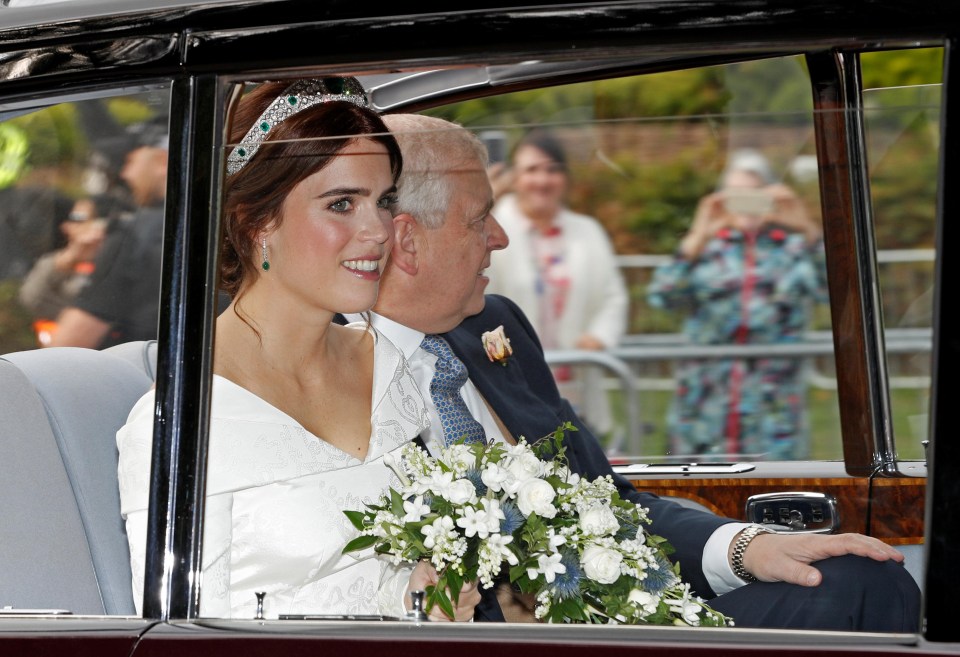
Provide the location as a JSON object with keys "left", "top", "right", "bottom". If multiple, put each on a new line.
{"left": 647, "top": 150, "right": 828, "bottom": 460}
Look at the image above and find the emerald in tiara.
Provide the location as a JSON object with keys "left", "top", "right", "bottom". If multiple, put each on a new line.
{"left": 225, "top": 77, "right": 369, "bottom": 176}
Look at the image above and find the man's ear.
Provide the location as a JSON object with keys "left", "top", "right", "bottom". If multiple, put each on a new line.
{"left": 391, "top": 213, "right": 420, "bottom": 275}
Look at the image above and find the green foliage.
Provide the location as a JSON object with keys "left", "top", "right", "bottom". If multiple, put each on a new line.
{"left": 9, "top": 104, "right": 82, "bottom": 170}
{"left": 860, "top": 48, "right": 943, "bottom": 89}
{"left": 0, "top": 281, "right": 36, "bottom": 353}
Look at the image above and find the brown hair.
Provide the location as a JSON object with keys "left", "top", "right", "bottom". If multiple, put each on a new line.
{"left": 220, "top": 80, "right": 402, "bottom": 298}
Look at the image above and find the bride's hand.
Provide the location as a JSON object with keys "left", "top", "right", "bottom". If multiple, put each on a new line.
{"left": 405, "top": 560, "right": 482, "bottom": 622}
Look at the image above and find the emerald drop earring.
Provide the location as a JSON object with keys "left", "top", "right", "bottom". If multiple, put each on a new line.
{"left": 261, "top": 237, "right": 270, "bottom": 271}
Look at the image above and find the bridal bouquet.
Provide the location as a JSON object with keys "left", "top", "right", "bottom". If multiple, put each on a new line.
{"left": 343, "top": 424, "right": 731, "bottom": 626}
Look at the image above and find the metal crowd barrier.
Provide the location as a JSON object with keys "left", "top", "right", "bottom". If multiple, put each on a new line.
{"left": 544, "top": 328, "right": 932, "bottom": 454}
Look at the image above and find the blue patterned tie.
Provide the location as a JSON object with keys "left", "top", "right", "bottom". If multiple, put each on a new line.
{"left": 420, "top": 335, "right": 487, "bottom": 446}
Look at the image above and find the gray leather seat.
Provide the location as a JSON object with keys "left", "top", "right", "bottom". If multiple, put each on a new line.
{"left": 0, "top": 345, "right": 153, "bottom": 615}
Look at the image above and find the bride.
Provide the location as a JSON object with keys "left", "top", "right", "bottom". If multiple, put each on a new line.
{"left": 117, "top": 78, "right": 480, "bottom": 621}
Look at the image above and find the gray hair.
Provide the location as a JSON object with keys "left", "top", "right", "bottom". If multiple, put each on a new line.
{"left": 382, "top": 114, "right": 488, "bottom": 229}
{"left": 721, "top": 148, "right": 776, "bottom": 187}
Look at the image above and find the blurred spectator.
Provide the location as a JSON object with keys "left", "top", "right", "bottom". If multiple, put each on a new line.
{"left": 47, "top": 120, "right": 168, "bottom": 349}
{"left": 19, "top": 194, "right": 132, "bottom": 345}
{"left": 647, "top": 149, "right": 828, "bottom": 460}
{"left": 486, "top": 129, "right": 628, "bottom": 437}
{"left": 0, "top": 186, "right": 76, "bottom": 282}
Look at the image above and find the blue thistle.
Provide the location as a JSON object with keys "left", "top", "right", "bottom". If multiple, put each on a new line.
{"left": 499, "top": 500, "right": 525, "bottom": 535}
{"left": 643, "top": 554, "right": 679, "bottom": 593}
{"left": 548, "top": 550, "right": 583, "bottom": 601}
{"left": 465, "top": 468, "right": 488, "bottom": 496}
{"left": 616, "top": 516, "right": 641, "bottom": 541}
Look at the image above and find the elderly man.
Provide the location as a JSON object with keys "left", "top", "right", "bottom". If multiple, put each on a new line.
{"left": 351, "top": 113, "right": 920, "bottom": 630}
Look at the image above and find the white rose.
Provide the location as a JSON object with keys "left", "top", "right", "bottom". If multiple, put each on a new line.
{"left": 581, "top": 545, "right": 623, "bottom": 584}
{"left": 516, "top": 479, "right": 557, "bottom": 518}
{"left": 578, "top": 503, "right": 619, "bottom": 537}
{"left": 481, "top": 462, "right": 512, "bottom": 492}
{"left": 628, "top": 589, "right": 660, "bottom": 617}
{"left": 481, "top": 325, "right": 513, "bottom": 364}
{"left": 444, "top": 478, "right": 477, "bottom": 505}
{"left": 505, "top": 451, "right": 543, "bottom": 482}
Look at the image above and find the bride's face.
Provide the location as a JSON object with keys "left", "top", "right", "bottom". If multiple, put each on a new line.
{"left": 263, "top": 138, "right": 396, "bottom": 315}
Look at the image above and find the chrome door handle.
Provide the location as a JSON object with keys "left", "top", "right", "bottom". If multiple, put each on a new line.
{"left": 744, "top": 492, "right": 839, "bottom": 533}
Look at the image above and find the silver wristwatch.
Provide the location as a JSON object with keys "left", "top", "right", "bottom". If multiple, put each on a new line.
{"left": 732, "top": 524, "right": 774, "bottom": 582}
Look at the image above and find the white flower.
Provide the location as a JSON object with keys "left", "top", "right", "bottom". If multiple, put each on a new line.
{"left": 480, "top": 462, "right": 512, "bottom": 492}
{"left": 546, "top": 527, "right": 567, "bottom": 552}
{"left": 581, "top": 545, "right": 623, "bottom": 584}
{"left": 549, "top": 463, "right": 581, "bottom": 486}
{"left": 481, "top": 325, "right": 513, "bottom": 365}
{"left": 401, "top": 495, "right": 431, "bottom": 523}
{"left": 417, "top": 469, "right": 453, "bottom": 496}
{"left": 485, "top": 532, "right": 518, "bottom": 565}
{"left": 441, "top": 444, "right": 476, "bottom": 474}
{"left": 516, "top": 478, "right": 557, "bottom": 518}
{"left": 421, "top": 515, "right": 455, "bottom": 550}
{"left": 382, "top": 451, "right": 411, "bottom": 487}
{"left": 668, "top": 595, "right": 704, "bottom": 626}
{"left": 456, "top": 503, "right": 500, "bottom": 539}
{"left": 505, "top": 450, "right": 544, "bottom": 482}
{"left": 445, "top": 478, "right": 478, "bottom": 505}
{"left": 527, "top": 552, "right": 567, "bottom": 583}
{"left": 577, "top": 502, "right": 619, "bottom": 537}
{"left": 628, "top": 589, "right": 660, "bottom": 617}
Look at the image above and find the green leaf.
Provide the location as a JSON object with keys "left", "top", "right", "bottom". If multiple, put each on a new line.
{"left": 427, "top": 583, "right": 455, "bottom": 620}
{"left": 508, "top": 562, "right": 529, "bottom": 584}
{"left": 343, "top": 510, "right": 368, "bottom": 531}
{"left": 389, "top": 488, "right": 405, "bottom": 517}
{"left": 342, "top": 534, "right": 379, "bottom": 554}
{"left": 445, "top": 568, "right": 463, "bottom": 605}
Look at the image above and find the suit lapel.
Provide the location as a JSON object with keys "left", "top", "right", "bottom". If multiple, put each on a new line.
{"left": 445, "top": 310, "right": 566, "bottom": 446}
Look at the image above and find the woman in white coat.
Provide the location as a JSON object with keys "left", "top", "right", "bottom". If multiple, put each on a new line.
{"left": 486, "top": 130, "right": 628, "bottom": 438}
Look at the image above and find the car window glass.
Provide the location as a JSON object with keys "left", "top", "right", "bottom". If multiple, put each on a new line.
{"left": 426, "top": 55, "right": 839, "bottom": 464}
{"left": 861, "top": 47, "right": 942, "bottom": 462}
{"left": 0, "top": 88, "right": 170, "bottom": 352}
{"left": 0, "top": 85, "right": 169, "bottom": 619}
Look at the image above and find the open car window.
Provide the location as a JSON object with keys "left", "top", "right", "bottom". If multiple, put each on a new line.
{"left": 420, "top": 55, "right": 837, "bottom": 464}
{"left": 860, "top": 48, "right": 941, "bottom": 466}
{"left": 0, "top": 83, "right": 169, "bottom": 618}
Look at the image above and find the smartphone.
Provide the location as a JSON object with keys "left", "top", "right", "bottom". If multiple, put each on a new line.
{"left": 723, "top": 188, "right": 774, "bottom": 217}
{"left": 478, "top": 129, "right": 508, "bottom": 165}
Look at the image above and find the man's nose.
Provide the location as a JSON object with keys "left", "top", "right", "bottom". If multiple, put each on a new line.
{"left": 487, "top": 214, "right": 509, "bottom": 251}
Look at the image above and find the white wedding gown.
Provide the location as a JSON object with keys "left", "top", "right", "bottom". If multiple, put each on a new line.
{"left": 117, "top": 327, "right": 429, "bottom": 619}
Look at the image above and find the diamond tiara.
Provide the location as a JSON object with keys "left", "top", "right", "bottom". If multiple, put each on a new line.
{"left": 225, "top": 77, "right": 369, "bottom": 176}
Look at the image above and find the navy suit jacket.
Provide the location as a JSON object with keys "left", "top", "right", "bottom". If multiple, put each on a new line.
{"left": 442, "top": 294, "right": 734, "bottom": 598}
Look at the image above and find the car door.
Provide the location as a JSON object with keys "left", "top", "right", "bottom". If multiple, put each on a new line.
{"left": 2, "top": 0, "right": 959, "bottom": 654}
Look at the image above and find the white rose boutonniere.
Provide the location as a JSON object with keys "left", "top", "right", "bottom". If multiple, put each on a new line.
{"left": 481, "top": 325, "right": 513, "bottom": 366}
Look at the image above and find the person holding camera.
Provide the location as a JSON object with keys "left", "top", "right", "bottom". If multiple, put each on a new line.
{"left": 647, "top": 148, "right": 827, "bottom": 460}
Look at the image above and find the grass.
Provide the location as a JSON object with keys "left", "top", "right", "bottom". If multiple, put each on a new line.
{"left": 606, "top": 386, "right": 929, "bottom": 462}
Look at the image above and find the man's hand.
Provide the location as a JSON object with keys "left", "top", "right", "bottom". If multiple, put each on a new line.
{"left": 405, "top": 560, "right": 481, "bottom": 621}
{"left": 737, "top": 531, "right": 905, "bottom": 587}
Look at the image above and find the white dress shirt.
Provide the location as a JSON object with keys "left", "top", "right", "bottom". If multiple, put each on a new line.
{"left": 347, "top": 312, "right": 749, "bottom": 595}
{"left": 347, "top": 313, "right": 510, "bottom": 453}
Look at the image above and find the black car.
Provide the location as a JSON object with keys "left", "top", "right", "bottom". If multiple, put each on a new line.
{"left": 0, "top": 0, "right": 956, "bottom": 654}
